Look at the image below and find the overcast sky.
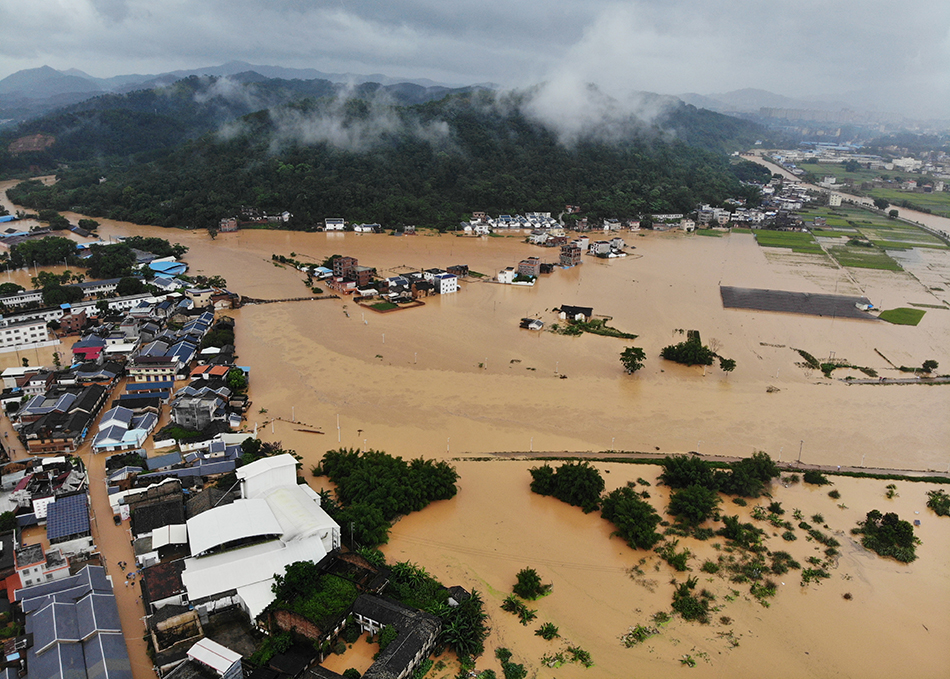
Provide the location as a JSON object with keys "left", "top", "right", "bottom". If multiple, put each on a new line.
{"left": 1, "top": 0, "right": 948, "bottom": 117}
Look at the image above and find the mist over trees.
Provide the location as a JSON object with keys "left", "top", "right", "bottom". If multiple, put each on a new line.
{"left": 3, "top": 81, "right": 768, "bottom": 231}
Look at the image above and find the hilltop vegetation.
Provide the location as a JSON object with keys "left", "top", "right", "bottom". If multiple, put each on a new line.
{"left": 3, "top": 79, "right": 769, "bottom": 231}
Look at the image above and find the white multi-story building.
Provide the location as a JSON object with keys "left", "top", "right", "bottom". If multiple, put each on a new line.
{"left": 0, "top": 318, "right": 48, "bottom": 349}
{"left": 433, "top": 273, "right": 458, "bottom": 295}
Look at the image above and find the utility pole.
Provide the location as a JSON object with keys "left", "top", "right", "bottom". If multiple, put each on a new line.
{"left": 798, "top": 439, "right": 804, "bottom": 463}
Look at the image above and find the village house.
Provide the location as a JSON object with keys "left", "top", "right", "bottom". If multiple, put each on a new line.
{"left": 45, "top": 492, "right": 94, "bottom": 557}
{"left": 333, "top": 256, "right": 357, "bottom": 279}
{"left": 528, "top": 230, "right": 549, "bottom": 246}
{"left": 518, "top": 257, "right": 541, "bottom": 277}
{"left": 57, "top": 308, "right": 87, "bottom": 335}
{"left": 92, "top": 405, "right": 158, "bottom": 453}
{"left": 129, "top": 356, "right": 177, "bottom": 383}
{"left": 350, "top": 595, "right": 442, "bottom": 679}
{"left": 13, "top": 566, "right": 132, "bottom": 679}
{"left": 560, "top": 242, "right": 582, "bottom": 268}
{"left": 10, "top": 543, "right": 70, "bottom": 594}
{"left": 170, "top": 385, "right": 229, "bottom": 431}
{"left": 0, "top": 317, "right": 50, "bottom": 350}
{"left": 557, "top": 305, "right": 593, "bottom": 322}
{"left": 324, "top": 218, "right": 345, "bottom": 231}
{"left": 218, "top": 217, "right": 238, "bottom": 232}
{"left": 497, "top": 267, "right": 516, "bottom": 284}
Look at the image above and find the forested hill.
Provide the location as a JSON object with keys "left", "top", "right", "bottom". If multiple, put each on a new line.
{"left": 0, "top": 74, "right": 484, "bottom": 172}
{"left": 4, "top": 82, "right": 772, "bottom": 230}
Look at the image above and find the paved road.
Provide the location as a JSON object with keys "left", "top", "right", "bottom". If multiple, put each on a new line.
{"left": 476, "top": 449, "right": 950, "bottom": 479}
{"left": 742, "top": 151, "right": 950, "bottom": 238}
{"left": 842, "top": 376, "right": 950, "bottom": 385}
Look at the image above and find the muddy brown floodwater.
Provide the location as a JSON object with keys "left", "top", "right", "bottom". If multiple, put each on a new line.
{"left": 2, "top": 181, "right": 949, "bottom": 677}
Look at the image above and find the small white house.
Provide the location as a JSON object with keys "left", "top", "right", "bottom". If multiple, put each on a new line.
{"left": 497, "top": 268, "right": 515, "bottom": 284}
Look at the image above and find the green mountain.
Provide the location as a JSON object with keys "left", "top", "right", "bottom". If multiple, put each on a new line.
{"left": 3, "top": 78, "right": 772, "bottom": 230}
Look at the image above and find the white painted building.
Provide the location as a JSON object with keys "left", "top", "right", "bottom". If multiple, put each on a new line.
{"left": 433, "top": 272, "right": 458, "bottom": 294}
{"left": 0, "top": 318, "right": 48, "bottom": 349}
{"left": 180, "top": 454, "right": 341, "bottom": 620}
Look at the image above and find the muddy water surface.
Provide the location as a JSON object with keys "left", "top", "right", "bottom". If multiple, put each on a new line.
{"left": 115, "top": 223, "right": 949, "bottom": 472}
{"left": 3, "top": 182, "right": 950, "bottom": 678}
{"left": 378, "top": 461, "right": 950, "bottom": 679}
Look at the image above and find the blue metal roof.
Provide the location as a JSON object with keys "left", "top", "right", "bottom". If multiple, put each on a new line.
{"left": 117, "top": 391, "right": 169, "bottom": 401}
{"left": 83, "top": 632, "right": 132, "bottom": 679}
{"left": 148, "top": 261, "right": 187, "bottom": 275}
{"left": 46, "top": 493, "right": 90, "bottom": 541}
{"left": 126, "top": 380, "right": 173, "bottom": 392}
{"left": 145, "top": 452, "right": 181, "bottom": 471}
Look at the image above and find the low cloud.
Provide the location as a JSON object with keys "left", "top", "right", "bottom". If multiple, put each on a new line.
{"left": 519, "top": 76, "right": 678, "bottom": 145}
{"left": 267, "top": 88, "right": 450, "bottom": 153}
{"left": 193, "top": 76, "right": 264, "bottom": 109}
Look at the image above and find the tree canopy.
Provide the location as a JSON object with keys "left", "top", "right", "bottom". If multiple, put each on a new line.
{"left": 668, "top": 484, "right": 721, "bottom": 526}
{"left": 529, "top": 461, "right": 605, "bottom": 513}
{"left": 620, "top": 346, "right": 646, "bottom": 374}
{"left": 851, "top": 510, "right": 919, "bottom": 563}
{"left": 270, "top": 560, "right": 358, "bottom": 628}
{"left": 660, "top": 451, "right": 778, "bottom": 498}
{"left": 319, "top": 448, "right": 459, "bottom": 546}
{"left": 661, "top": 336, "right": 715, "bottom": 366}
{"left": 600, "top": 486, "right": 662, "bottom": 550}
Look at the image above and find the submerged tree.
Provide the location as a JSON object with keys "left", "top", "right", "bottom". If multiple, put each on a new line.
{"left": 620, "top": 346, "right": 646, "bottom": 374}
{"left": 852, "top": 510, "right": 919, "bottom": 563}
{"left": 668, "top": 485, "right": 721, "bottom": 526}
{"left": 661, "top": 336, "right": 715, "bottom": 366}
{"left": 512, "top": 568, "right": 552, "bottom": 600}
{"left": 529, "top": 461, "right": 604, "bottom": 513}
{"left": 600, "top": 486, "right": 662, "bottom": 550}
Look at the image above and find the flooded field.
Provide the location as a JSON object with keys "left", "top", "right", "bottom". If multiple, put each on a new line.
{"left": 3, "top": 180, "right": 950, "bottom": 677}
{"left": 379, "top": 461, "right": 950, "bottom": 679}
{"left": 45, "top": 215, "right": 945, "bottom": 472}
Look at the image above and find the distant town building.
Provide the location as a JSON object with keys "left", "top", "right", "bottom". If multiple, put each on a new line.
{"left": 560, "top": 242, "right": 582, "bottom": 268}
{"left": 218, "top": 217, "right": 238, "bottom": 232}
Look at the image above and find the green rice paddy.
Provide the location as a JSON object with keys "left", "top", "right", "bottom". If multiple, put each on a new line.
{"left": 878, "top": 308, "right": 926, "bottom": 325}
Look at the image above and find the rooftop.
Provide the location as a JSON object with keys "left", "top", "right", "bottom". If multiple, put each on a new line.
{"left": 46, "top": 493, "right": 91, "bottom": 542}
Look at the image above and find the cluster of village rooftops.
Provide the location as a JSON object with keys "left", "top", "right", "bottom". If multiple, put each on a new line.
{"left": 0, "top": 241, "right": 466, "bottom": 679}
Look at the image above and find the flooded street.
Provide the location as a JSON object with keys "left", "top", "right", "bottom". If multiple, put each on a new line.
{"left": 2, "top": 181, "right": 950, "bottom": 677}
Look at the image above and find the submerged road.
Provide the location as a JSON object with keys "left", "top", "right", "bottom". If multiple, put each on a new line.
{"left": 479, "top": 449, "right": 950, "bottom": 478}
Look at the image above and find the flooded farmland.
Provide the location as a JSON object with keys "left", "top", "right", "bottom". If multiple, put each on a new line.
{"left": 70, "top": 216, "right": 950, "bottom": 472}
